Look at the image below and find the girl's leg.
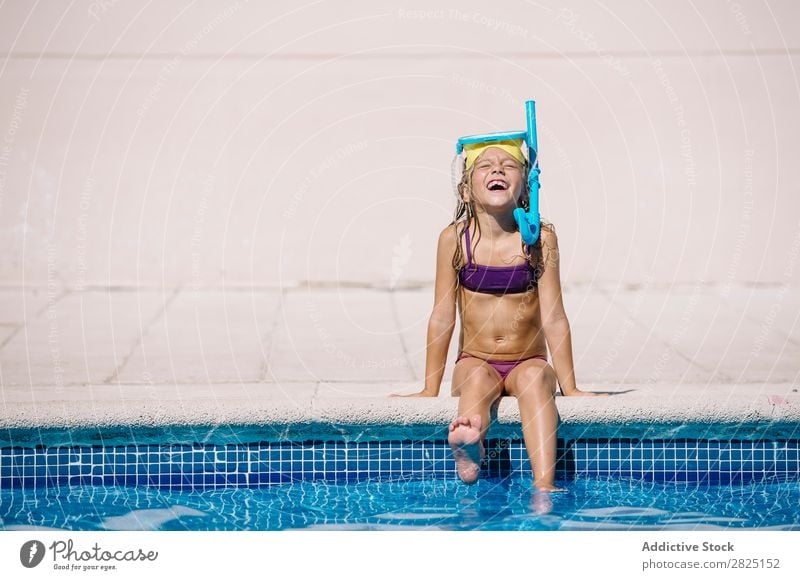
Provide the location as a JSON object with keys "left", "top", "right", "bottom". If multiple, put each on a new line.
{"left": 449, "top": 357, "right": 504, "bottom": 484}
{"left": 503, "top": 360, "right": 564, "bottom": 491}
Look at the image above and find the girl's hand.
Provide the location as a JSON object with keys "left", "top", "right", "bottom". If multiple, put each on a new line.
{"left": 389, "top": 388, "right": 438, "bottom": 398}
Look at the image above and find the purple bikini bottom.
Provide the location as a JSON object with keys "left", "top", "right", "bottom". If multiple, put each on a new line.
{"left": 456, "top": 352, "right": 548, "bottom": 381}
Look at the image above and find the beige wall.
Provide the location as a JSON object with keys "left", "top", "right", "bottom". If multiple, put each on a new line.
{"left": 1, "top": 0, "right": 798, "bottom": 288}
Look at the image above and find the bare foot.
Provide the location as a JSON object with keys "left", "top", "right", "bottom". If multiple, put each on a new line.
{"left": 533, "top": 481, "right": 568, "bottom": 493}
{"left": 529, "top": 490, "right": 554, "bottom": 515}
{"left": 448, "top": 415, "right": 484, "bottom": 484}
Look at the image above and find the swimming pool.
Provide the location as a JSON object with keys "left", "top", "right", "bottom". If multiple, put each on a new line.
{"left": 2, "top": 477, "right": 799, "bottom": 531}
{"left": 1, "top": 426, "right": 798, "bottom": 530}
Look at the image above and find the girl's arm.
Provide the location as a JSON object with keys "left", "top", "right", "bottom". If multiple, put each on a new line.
{"left": 537, "top": 226, "right": 583, "bottom": 396}
{"left": 394, "top": 225, "right": 458, "bottom": 397}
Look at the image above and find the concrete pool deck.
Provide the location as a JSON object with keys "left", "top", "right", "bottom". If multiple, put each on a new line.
{"left": 1, "top": 284, "right": 798, "bottom": 441}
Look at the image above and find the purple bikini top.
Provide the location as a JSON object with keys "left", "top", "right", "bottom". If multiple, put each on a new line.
{"left": 458, "top": 224, "right": 537, "bottom": 294}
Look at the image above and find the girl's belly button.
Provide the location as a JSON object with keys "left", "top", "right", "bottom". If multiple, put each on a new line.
{"left": 494, "top": 336, "right": 507, "bottom": 344}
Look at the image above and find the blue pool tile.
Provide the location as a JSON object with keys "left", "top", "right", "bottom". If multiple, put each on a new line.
{"left": 45, "top": 463, "right": 65, "bottom": 477}
{"left": 246, "top": 473, "right": 265, "bottom": 486}
{"left": 225, "top": 473, "right": 247, "bottom": 487}
{"left": 21, "top": 477, "right": 39, "bottom": 488}
{"left": 1, "top": 438, "right": 799, "bottom": 490}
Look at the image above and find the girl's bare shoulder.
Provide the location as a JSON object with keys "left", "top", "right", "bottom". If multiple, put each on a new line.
{"left": 438, "top": 221, "right": 466, "bottom": 248}
{"left": 538, "top": 222, "right": 560, "bottom": 266}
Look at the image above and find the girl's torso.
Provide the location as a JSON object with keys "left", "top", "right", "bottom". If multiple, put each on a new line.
{"left": 456, "top": 219, "right": 547, "bottom": 361}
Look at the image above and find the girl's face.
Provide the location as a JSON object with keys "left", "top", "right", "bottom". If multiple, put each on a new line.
{"left": 465, "top": 147, "right": 524, "bottom": 208}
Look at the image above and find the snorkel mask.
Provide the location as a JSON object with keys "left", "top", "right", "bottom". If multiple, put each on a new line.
{"left": 453, "top": 100, "right": 542, "bottom": 245}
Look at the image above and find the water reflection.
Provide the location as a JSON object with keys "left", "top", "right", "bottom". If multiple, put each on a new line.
{"left": 1, "top": 477, "right": 798, "bottom": 531}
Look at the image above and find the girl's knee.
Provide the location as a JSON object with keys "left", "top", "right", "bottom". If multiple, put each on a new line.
{"left": 458, "top": 367, "right": 503, "bottom": 398}
{"left": 514, "top": 365, "right": 557, "bottom": 397}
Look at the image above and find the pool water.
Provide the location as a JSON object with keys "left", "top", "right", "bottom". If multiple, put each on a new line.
{"left": 2, "top": 476, "right": 798, "bottom": 531}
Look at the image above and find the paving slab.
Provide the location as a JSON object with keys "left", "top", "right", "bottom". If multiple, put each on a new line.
{"left": 0, "top": 290, "right": 169, "bottom": 387}
{"left": 566, "top": 289, "right": 704, "bottom": 384}
{"left": 605, "top": 288, "right": 800, "bottom": 383}
{"left": 118, "top": 290, "right": 281, "bottom": 384}
{"left": 268, "top": 289, "right": 414, "bottom": 382}
{"left": 720, "top": 286, "right": 800, "bottom": 345}
{"left": 0, "top": 325, "right": 18, "bottom": 345}
{"left": 0, "top": 289, "right": 53, "bottom": 325}
{"left": 393, "top": 289, "right": 461, "bottom": 384}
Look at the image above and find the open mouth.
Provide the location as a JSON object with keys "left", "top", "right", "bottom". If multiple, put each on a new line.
{"left": 486, "top": 179, "right": 509, "bottom": 191}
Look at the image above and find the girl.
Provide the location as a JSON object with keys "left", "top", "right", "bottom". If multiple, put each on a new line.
{"left": 399, "top": 138, "right": 605, "bottom": 492}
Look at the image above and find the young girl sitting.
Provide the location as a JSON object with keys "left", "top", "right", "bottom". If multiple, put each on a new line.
{"left": 399, "top": 138, "right": 605, "bottom": 491}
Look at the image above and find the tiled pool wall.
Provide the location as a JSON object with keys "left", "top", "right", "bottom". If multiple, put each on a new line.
{"left": 2, "top": 438, "right": 799, "bottom": 490}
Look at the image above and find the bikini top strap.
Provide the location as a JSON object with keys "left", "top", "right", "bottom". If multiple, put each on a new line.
{"left": 464, "top": 222, "right": 473, "bottom": 266}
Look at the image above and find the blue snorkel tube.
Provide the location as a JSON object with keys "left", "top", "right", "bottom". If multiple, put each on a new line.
{"left": 518, "top": 100, "right": 540, "bottom": 245}
{"left": 455, "top": 100, "right": 541, "bottom": 245}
